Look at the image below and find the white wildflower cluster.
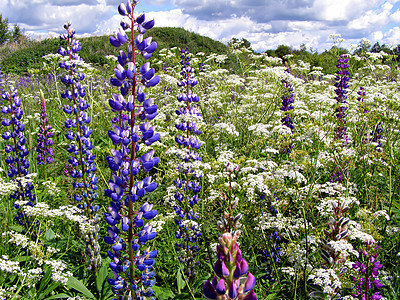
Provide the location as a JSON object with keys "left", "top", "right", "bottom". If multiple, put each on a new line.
{"left": 308, "top": 268, "right": 342, "bottom": 295}
{"left": 42, "top": 181, "right": 61, "bottom": 196}
{"left": 239, "top": 159, "right": 278, "bottom": 175}
{"left": 13, "top": 173, "right": 37, "bottom": 189}
{"left": 314, "top": 182, "right": 358, "bottom": 196}
{"left": 213, "top": 122, "right": 239, "bottom": 137}
{"left": 242, "top": 172, "right": 272, "bottom": 202}
{"left": 373, "top": 210, "right": 390, "bottom": 221}
{"left": 286, "top": 242, "right": 312, "bottom": 270}
{"left": 255, "top": 213, "right": 309, "bottom": 238}
{"left": 148, "top": 212, "right": 175, "bottom": 232}
{"left": 43, "top": 259, "right": 73, "bottom": 285}
{"left": 2, "top": 233, "right": 72, "bottom": 286}
{"left": 386, "top": 225, "right": 400, "bottom": 236}
{"left": 0, "top": 256, "right": 42, "bottom": 288}
{"left": 42, "top": 53, "right": 62, "bottom": 61}
{"left": 315, "top": 196, "right": 360, "bottom": 217}
{"left": 326, "top": 240, "right": 359, "bottom": 258}
{"left": 67, "top": 297, "right": 87, "bottom": 300}
{"left": 273, "top": 162, "right": 307, "bottom": 184}
{"left": 163, "top": 185, "right": 178, "bottom": 207}
{"left": 0, "top": 285, "right": 17, "bottom": 299}
{"left": 347, "top": 220, "right": 375, "bottom": 243}
{"left": 281, "top": 266, "right": 295, "bottom": 276}
{"left": 248, "top": 123, "right": 273, "bottom": 136}
{"left": 272, "top": 124, "right": 293, "bottom": 135}
{"left": 160, "top": 74, "right": 179, "bottom": 86}
{"left": 2, "top": 232, "right": 43, "bottom": 259}
{"left": 181, "top": 219, "right": 201, "bottom": 230}
{"left": 204, "top": 54, "right": 228, "bottom": 64}
{"left": 262, "top": 147, "right": 279, "bottom": 154}
{"left": 260, "top": 54, "right": 282, "bottom": 64}
{"left": 0, "top": 175, "right": 18, "bottom": 197}
{"left": 22, "top": 204, "right": 95, "bottom": 235}
{"left": 105, "top": 54, "right": 118, "bottom": 61}
{"left": 178, "top": 160, "right": 211, "bottom": 178}
{"left": 47, "top": 247, "right": 60, "bottom": 255}
{"left": 216, "top": 150, "right": 237, "bottom": 167}
{"left": 206, "top": 189, "right": 221, "bottom": 203}
{"left": 174, "top": 108, "right": 205, "bottom": 129}
{"left": 165, "top": 146, "right": 201, "bottom": 162}
{"left": 226, "top": 74, "right": 245, "bottom": 86}
{"left": 148, "top": 219, "right": 166, "bottom": 232}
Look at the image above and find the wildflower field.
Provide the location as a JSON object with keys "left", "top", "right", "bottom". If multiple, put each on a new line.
{"left": 0, "top": 1, "right": 400, "bottom": 300}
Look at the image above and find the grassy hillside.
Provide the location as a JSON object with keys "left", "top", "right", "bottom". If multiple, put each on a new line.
{"left": 0, "top": 27, "right": 228, "bottom": 74}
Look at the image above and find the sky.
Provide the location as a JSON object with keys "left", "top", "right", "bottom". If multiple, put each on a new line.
{"left": 1, "top": 0, "right": 400, "bottom": 52}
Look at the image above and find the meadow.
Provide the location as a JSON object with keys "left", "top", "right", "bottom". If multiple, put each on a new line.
{"left": 0, "top": 2, "right": 399, "bottom": 300}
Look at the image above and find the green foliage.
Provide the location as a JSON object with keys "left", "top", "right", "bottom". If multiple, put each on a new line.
{"left": 0, "top": 13, "right": 9, "bottom": 45}
{"left": 0, "top": 27, "right": 228, "bottom": 74}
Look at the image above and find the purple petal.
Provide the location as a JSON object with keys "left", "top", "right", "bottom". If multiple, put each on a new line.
{"left": 228, "top": 281, "right": 237, "bottom": 299}
{"left": 215, "top": 278, "right": 226, "bottom": 295}
{"left": 243, "top": 290, "right": 258, "bottom": 300}
{"left": 203, "top": 280, "right": 218, "bottom": 299}
{"left": 243, "top": 272, "right": 256, "bottom": 293}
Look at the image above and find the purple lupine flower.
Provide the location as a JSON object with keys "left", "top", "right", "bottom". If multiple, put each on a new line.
{"left": 351, "top": 243, "right": 383, "bottom": 299}
{"left": 262, "top": 198, "right": 281, "bottom": 280}
{"left": 173, "top": 47, "right": 202, "bottom": 280}
{"left": 280, "top": 62, "right": 294, "bottom": 153}
{"left": 371, "top": 122, "right": 383, "bottom": 152}
{"left": 104, "top": 1, "right": 160, "bottom": 299}
{"left": 204, "top": 183, "right": 257, "bottom": 299}
{"left": 357, "top": 86, "right": 368, "bottom": 114}
{"left": 36, "top": 90, "right": 54, "bottom": 167}
{"left": 1, "top": 85, "right": 36, "bottom": 229}
{"left": 334, "top": 54, "right": 350, "bottom": 146}
{"left": 58, "top": 22, "right": 101, "bottom": 271}
{"left": 203, "top": 232, "right": 257, "bottom": 300}
{"left": 0, "top": 65, "right": 5, "bottom": 97}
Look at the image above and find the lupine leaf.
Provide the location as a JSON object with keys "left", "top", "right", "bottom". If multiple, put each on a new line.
{"left": 44, "top": 294, "right": 71, "bottom": 300}
{"left": 66, "top": 277, "right": 95, "bottom": 299}
{"left": 153, "top": 286, "right": 175, "bottom": 300}
{"left": 96, "top": 264, "right": 108, "bottom": 294}
{"left": 176, "top": 268, "right": 186, "bottom": 293}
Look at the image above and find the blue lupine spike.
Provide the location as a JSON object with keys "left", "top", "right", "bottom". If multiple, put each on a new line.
{"left": 104, "top": 2, "right": 159, "bottom": 298}
{"left": 57, "top": 23, "right": 101, "bottom": 271}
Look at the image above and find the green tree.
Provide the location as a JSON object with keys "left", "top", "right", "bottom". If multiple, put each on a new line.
{"left": 275, "top": 44, "right": 291, "bottom": 58}
{"left": 11, "top": 24, "right": 24, "bottom": 43}
{"left": 0, "top": 13, "right": 10, "bottom": 45}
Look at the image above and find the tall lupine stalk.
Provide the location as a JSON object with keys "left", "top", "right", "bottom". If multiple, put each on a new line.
{"left": 0, "top": 65, "right": 5, "bottom": 96}
{"left": 320, "top": 201, "right": 350, "bottom": 266}
{"left": 202, "top": 180, "right": 257, "bottom": 300}
{"left": 357, "top": 86, "right": 367, "bottom": 113}
{"left": 351, "top": 242, "right": 383, "bottom": 300}
{"left": 36, "top": 90, "right": 54, "bottom": 178}
{"left": 260, "top": 197, "right": 281, "bottom": 282}
{"left": 103, "top": 1, "right": 160, "bottom": 298}
{"left": 371, "top": 122, "right": 383, "bottom": 152}
{"left": 58, "top": 22, "right": 101, "bottom": 271}
{"left": 1, "top": 85, "right": 36, "bottom": 229}
{"left": 280, "top": 61, "right": 295, "bottom": 153}
{"left": 173, "top": 47, "right": 202, "bottom": 282}
{"left": 334, "top": 54, "right": 350, "bottom": 146}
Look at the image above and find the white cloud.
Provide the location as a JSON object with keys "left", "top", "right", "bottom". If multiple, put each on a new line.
{"left": 382, "top": 26, "right": 400, "bottom": 45}
{"left": 372, "top": 31, "right": 384, "bottom": 40}
{"left": 348, "top": 3, "right": 392, "bottom": 30}
{"left": 2, "top": 0, "right": 400, "bottom": 53}
{"left": 390, "top": 9, "right": 400, "bottom": 22}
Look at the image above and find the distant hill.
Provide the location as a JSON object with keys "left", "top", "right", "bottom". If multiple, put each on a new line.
{"left": 0, "top": 27, "right": 228, "bottom": 74}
